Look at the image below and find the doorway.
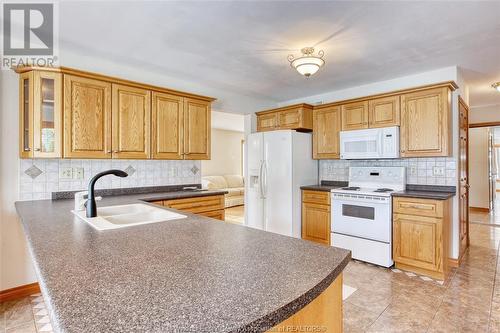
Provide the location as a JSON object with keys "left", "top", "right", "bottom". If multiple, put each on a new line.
{"left": 468, "top": 121, "right": 500, "bottom": 226}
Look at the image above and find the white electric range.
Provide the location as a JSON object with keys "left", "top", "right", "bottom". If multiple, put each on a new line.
{"left": 331, "top": 167, "right": 406, "bottom": 267}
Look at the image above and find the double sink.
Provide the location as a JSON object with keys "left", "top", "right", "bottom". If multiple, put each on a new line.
{"left": 73, "top": 203, "right": 186, "bottom": 230}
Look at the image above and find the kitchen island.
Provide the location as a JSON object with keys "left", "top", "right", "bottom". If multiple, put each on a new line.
{"left": 15, "top": 191, "right": 350, "bottom": 333}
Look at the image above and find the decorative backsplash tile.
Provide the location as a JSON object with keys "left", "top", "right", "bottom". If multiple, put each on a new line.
{"left": 320, "top": 157, "right": 457, "bottom": 186}
{"left": 19, "top": 159, "right": 202, "bottom": 201}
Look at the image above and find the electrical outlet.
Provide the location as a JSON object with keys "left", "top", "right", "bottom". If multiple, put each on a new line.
{"left": 410, "top": 167, "right": 417, "bottom": 176}
{"left": 433, "top": 166, "right": 445, "bottom": 176}
{"left": 60, "top": 167, "right": 73, "bottom": 179}
{"left": 74, "top": 167, "right": 84, "bottom": 179}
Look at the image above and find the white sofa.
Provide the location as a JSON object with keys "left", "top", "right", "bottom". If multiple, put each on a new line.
{"left": 202, "top": 175, "right": 244, "bottom": 208}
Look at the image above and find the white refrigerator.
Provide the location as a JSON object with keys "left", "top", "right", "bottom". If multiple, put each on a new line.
{"left": 244, "top": 130, "right": 318, "bottom": 238}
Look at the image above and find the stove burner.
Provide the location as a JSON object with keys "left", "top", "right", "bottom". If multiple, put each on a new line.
{"left": 341, "top": 187, "right": 361, "bottom": 191}
{"left": 373, "top": 188, "right": 394, "bottom": 193}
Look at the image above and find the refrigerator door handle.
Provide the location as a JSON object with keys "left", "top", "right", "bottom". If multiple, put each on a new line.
{"left": 259, "top": 161, "right": 264, "bottom": 199}
{"left": 262, "top": 161, "right": 268, "bottom": 199}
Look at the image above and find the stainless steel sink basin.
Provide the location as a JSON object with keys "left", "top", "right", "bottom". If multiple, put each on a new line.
{"left": 72, "top": 203, "right": 186, "bottom": 230}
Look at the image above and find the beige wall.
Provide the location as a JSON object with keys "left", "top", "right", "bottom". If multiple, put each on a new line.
{"left": 470, "top": 104, "right": 500, "bottom": 124}
{"left": 1, "top": 70, "right": 38, "bottom": 291}
{"left": 201, "top": 129, "right": 244, "bottom": 177}
{"left": 469, "top": 127, "right": 490, "bottom": 209}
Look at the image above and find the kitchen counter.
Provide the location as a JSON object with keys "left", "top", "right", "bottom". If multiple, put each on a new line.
{"left": 392, "top": 185, "right": 456, "bottom": 200}
{"left": 15, "top": 192, "right": 350, "bottom": 333}
{"left": 300, "top": 180, "right": 348, "bottom": 192}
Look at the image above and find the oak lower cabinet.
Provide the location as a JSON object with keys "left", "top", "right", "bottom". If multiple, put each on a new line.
{"left": 393, "top": 196, "right": 451, "bottom": 280}
{"left": 161, "top": 195, "right": 225, "bottom": 221}
{"left": 400, "top": 87, "right": 452, "bottom": 157}
{"left": 256, "top": 104, "right": 313, "bottom": 132}
{"left": 313, "top": 106, "right": 341, "bottom": 159}
{"left": 301, "top": 190, "right": 331, "bottom": 245}
{"left": 341, "top": 101, "right": 369, "bottom": 131}
{"left": 112, "top": 84, "right": 151, "bottom": 159}
{"left": 19, "top": 70, "right": 63, "bottom": 158}
{"left": 63, "top": 75, "right": 112, "bottom": 158}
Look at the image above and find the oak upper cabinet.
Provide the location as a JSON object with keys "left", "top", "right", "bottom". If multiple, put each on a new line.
{"left": 112, "top": 84, "right": 151, "bottom": 159}
{"left": 19, "top": 70, "right": 62, "bottom": 158}
{"left": 64, "top": 75, "right": 112, "bottom": 158}
{"left": 313, "top": 105, "right": 341, "bottom": 159}
{"left": 256, "top": 104, "right": 313, "bottom": 132}
{"left": 151, "top": 92, "right": 184, "bottom": 160}
{"left": 257, "top": 112, "right": 278, "bottom": 132}
{"left": 368, "top": 95, "right": 400, "bottom": 128}
{"left": 341, "top": 101, "right": 369, "bottom": 131}
{"left": 302, "top": 190, "right": 331, "bottom": 245}
{"left": 400, "top": 87, "right": 451, "bottom": 157}
{"left": 183, "top": 98, "right": 211, "bottom": 160}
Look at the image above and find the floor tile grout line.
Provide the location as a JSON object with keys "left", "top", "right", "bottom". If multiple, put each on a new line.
{"left": 487, "top": 240, "right": 500, "bottom": 333}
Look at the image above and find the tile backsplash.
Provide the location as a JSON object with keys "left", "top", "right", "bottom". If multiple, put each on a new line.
{"left": 19, "top": 159, "right": 202, "bottom": 201}
{"left": 320, "top": 157, "right": 457, "bottom": 186}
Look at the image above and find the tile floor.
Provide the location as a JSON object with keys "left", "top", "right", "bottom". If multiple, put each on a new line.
{"left": 343, "top": 218, "right": 500, "bottom": 332}
{"left": 470, "top": 199, "right": 500, "bottom": 226}
{"left": 2, "top": 210, "right": 500, "bottom": 333}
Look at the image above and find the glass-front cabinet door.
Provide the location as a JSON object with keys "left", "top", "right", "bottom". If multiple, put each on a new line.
{"left": 33, "top": 71, "right": 62, "bottom": 158}
{"left": 19, "top": 70, "right": 62, "bottom": 158}
{"left": 19, "top": 72, "right": 34, "bottom": 158}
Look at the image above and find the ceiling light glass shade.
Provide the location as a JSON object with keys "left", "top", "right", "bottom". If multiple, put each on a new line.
{"left": 493, "top": 82, "right": 500, "bottom": 92}
{"left": 290, "top": 56, "right": 325, "bottom": 77}
{"left": 288, "top": 47, "right": 325, "bottom": 77}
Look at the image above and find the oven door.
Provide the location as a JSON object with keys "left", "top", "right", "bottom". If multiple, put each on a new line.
{"left": 332, "top": 194, "right": 391, "bottom": 243}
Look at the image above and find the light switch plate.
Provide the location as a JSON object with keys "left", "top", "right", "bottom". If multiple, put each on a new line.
{"left": 433, "top": 166, "right": 445, "bottom": 176}
{"left": 410, "top": 167, "right": 417, "bottom": 176}
{"left": 60, "top": 167, "right": 73, "bottom": 179}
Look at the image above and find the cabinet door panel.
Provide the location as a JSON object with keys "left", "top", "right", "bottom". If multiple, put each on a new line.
{"left": 313, "top": 106, "right": 341, "bottom": 159}
{"left": 152, "top": 92, "right": 184, "bottom": 159}
{"left": 19, "top": 72, "right": 34, "bottom": 158}
{"left": 278, "top": 109, "right": 301, "bottom": 129}
{"left": 341, "top": 101, "right": 369, "bottom": 131}
{"left": 112, "top": 84, "right": 151, "bottom": 159}
{"left": 369, "top": 95, "right": 400, "bottom": 128}
{"left": 64, "top": 75, "right": 111, "bottom": 158}
{"left": 400, "top": 87, "right": 450, "bottom": 157}
{"left": 184, "top": 98, "right": 210, "bottom": 160}
{"left": 302, "top": 202, "right": 330, "bottom": 245}
{"left": 393, "top": 214, "right": 442, "bottom": 272}
{"left": 257, "top": 113, "right": 278, "bottom": 132}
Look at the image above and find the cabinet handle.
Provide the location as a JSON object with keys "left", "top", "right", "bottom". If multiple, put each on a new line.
{"left": 400, "top": 203, "right": 434, "bottom": 210}
{"left": 34, "top": 148, "right": 41, "bottom": 151}
{"left": 24, "top": 148, "right": 31, "bottom": 152}
{"left": 113, "top": 150, "right": 119, "bottom": 153}
{"left": 106, "top": 150, "right": 112, "bottom": 153}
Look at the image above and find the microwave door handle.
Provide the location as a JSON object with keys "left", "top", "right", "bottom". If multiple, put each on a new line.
{"left": 378, "top": 131, "right": 384, "bottom": 157}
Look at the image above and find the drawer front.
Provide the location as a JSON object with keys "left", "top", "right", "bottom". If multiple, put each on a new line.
{"left": 302, "top": 190, "right": 330, "bottom": 205}
{"left": 393, "top": 197, "right": 443, "bottom": 218}
{"left": 198, "top": 209, "right": 225, "bottom": 221}
{"left": 163, "top": 195, "right": 224, "bottom": 214}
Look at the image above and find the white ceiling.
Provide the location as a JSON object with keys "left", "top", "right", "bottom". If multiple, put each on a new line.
{"left": 58, "top": 1, "right": 500, "bottom": 113}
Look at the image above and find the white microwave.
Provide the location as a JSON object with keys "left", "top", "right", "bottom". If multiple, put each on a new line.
{"left": 340, "top": 126, "right": 399, "bottom": 159}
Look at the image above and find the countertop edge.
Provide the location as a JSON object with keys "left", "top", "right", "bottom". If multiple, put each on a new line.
{"left": 391, "top": 191, "right": 456, "bottom": 200}
{"left": 240, "top": 251, "right": 351, "bottom": 332}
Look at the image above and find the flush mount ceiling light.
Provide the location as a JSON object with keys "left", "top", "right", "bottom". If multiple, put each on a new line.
{"left": 493, "top": 82, "right": 500, "bottom": 92}
{"left": 287, "top": 47, "right": 325, "bottom": 78}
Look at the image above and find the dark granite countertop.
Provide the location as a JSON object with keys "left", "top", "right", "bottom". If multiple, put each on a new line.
{"left": 300, "top": 181, "right": 348, "bottom": 192}
{"left": 391, "top": 185, "right": 456, "bottom": 200}
{"left": 15, "top": 192, "right": 350, "bottom": 333}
